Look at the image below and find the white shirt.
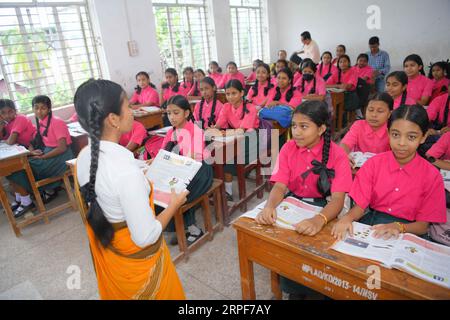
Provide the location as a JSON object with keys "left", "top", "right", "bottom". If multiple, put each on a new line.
{"left": 77, "top": 141, "right": 162, "bottom": 248}
{"left": 303, "top": 40, "right": 321, "bottom": 64}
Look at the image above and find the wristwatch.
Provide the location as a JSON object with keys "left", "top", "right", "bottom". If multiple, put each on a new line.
{"left": 428, "top": 156, "right": 436, "bottom": 164}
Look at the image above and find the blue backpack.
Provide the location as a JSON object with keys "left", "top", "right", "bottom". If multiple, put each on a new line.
{"left": 259, "top": 105, "right": 293, "bottom": 128}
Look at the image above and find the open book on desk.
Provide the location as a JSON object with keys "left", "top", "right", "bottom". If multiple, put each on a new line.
{"left": 0, "top": 142, "right": 29, "bottom": 160}
{"left": 238, "top": 196, "right": 322, "bottom": 230}
{"left": 67, "top": 122, "right": 88, "bottom": 137}
{"left": 144, "top": 150, "right": 202, "bottom": 208}
{"left": 332, "top": 222, "right": 450, "bottom": 289}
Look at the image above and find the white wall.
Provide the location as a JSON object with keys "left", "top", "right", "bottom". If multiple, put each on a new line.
{"left": 271, "top": 0, "right": 450, "bottom": 71}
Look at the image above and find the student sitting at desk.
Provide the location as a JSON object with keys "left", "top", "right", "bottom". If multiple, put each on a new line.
{"left": 208, "top": 61, "right": 223, "bottom": 87}
{"left": 193, "top": 77, "right": 223, "bottom": 130}
{"left": 317, "top": 51, "right": 338, "bottom": 82}
{"left": 256, "top": 100, "right": 353, "bottom": 299}
{"left": 426, "top": 131, "right": 450, "bottom": 171}
{"left": 8, "top": 95, "right": 74, "bottom": 218}
{"left": 119, "top": 120, "right": 148, "bottom": 155}
{"left": 246, "top": 63, "right": 275, "bottom": 108}
{"left": 74, "top": 79, "right": 186, "bottom": 299}
{"left": 333, "top": 105, "right": 446, "bottom": 241}
{"left": 294, "top": 60, "right": 326, "bottom": 102}
{"left": 0, "top": 99, "right": 36, "bottom": 148}
{"left": 129, "top": 71, "right": 160, "bottom": 109}
{"left": 386, "top": 71, "right": 416, "bottom": 109}
{"left": 266, "top": 68, "right": 302, "bottom": 109}
{"left": 217, "top": 62, "right": 246, "bottom": 89}
{"left": 187, "top": 69, "right": 206, "bottom": 98}
{"left": 181, "top": 67, "right": 195, "bottom": 94}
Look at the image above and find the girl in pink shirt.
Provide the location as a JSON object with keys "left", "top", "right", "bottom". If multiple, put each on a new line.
{"left": 267, "top": 68, "right": 303, "bottom": 109}
{"left": 180, "top": 67, "right": 195, "bottom": 94}
{"left": 194, "top": 77, "right": 223, "bottom": 129}
{"left": 160, "top": 68, "right": 188, "bottom": 106}
{"left": 217, "top": 61, "right": 246, "bottom": 89}
{"left": 333, "top": 105, "right": 446, "bottom": 241}
{"left": 426, "top": 131, "right": 450, "bottom": 170}
{"left": 246, "top": 63, "right": 275, "bottom": 108}
{"left": 428, "top": 60, "right": 450, "bottom": 103}
{"left": 427, "top": 93, "right": 450, "bottom": 134}
{"left": 271, "top": 59, "right": 289, "bottom": 86}
{"left": 187, "top": 69, "right": 205, "bottom": 98}
{"left": 208, "top": 61, "right": 223, "bottom": 86}
{"left": 386, "top": 71, "right": 416, "bottom": 109}
{"left": 354, "top": 53, "right": 374, "bottom": 85}
{"left": 331, "top": 44, "right": 346, "bottom": 67}
{"left": 119, "top": 120, "right": 147, "bottom": 154}
{"left": 294, "top": 60, "right": 326, "bottom": 102}
{"left": 130, "top": 71, "right": 160, "bottom": 109}
{"left": 403, "top": 54, "right": 434, "bottom": 106}
{"left": 326, "top": 55, "right": 358, "bottom": 91}
{"left": 246, "top": 59, "right": 263, "bottom": 83}
{"left": 317, "top": 51, "right": 338, "bottom": 81}
{"left": 340, "top": 93, "right": 393, "bottom": 167}
{"left": 8, "top": 95, "right": 74, "bottom": 218}
{"left": 161, "top": 95, "right": 213, "bottom": 244}
{"left": 0, "top": 99, "right": 36, "bottom": 148}
{"left": 256, "top": 100, "right": 353, "bottom": 298}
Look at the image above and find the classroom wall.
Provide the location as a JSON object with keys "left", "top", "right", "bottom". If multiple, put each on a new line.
{"left": 270, "top": 0, "right": 450, "bottom": 71}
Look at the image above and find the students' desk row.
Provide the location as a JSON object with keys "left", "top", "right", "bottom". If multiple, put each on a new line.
{"left": 0, "top": 148, "right": 76, "bottom": 237}
{"left": 233, "top": 217, "right": 450, "bottom": 300}
{"left": 133, "top": 109, "right": 164, "bottom": 130}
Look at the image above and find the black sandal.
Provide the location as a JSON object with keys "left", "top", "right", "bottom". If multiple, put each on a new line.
{"left": 41, "top": 190, "right": 59, "bottom": 204}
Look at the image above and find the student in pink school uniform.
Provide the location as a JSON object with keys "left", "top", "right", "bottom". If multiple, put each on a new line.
{"left": 426, "top": 131, "right": 450, "bottom": 171}
{"left": 403, "top": 54, "right": 434, "bottom": 106}
{"left": 217, "top": 62, "right": 246, "bottom": 89}
{"left": 386, "top": 71, "right": 416, "bottom": 109}
{"left": 193, "top": 77, "right": 223, "bottom": 129}
{"left": 160, "top": 68, "right": 188, "bottom": 106}
{"left": 333, "top": 105, "right": 446, "bottom": 241}
{"left": 428, "top": 60, "right": 450, "bottom": 103}
{"left": 187, "top": 69, "right": 206, "bottom": 98}
{"left": 316, "top": 51, "right": 338, "bottom": 82}
{"left": 267, "top": 68, "right": 303, "bottom": 109}
{"left": 256, "top": 100, "right": 353, "bottom": 300}
{"left": 246, "top": 63, "right": 275, "bottom": 109}
{"left": 426, "top": 93, "right": 450, "bottom": 137}
{"left": 331, "top": 44, "right": 346, "bottom": 67}
{"left": 0, "top": 99, "right": 36, "bottom": 147}
{"left": 129, "top": 71, "right": 160, "bottom": 110}
{"left": 160, "top": 95, "right": 213, "bottom": 245}
{"left": 180, "top": 67, "right": 195, "bottom": 94}
{"left": 271, "top": 59, "right": 289, "bottom": 86}
{"left": 8, "top": 96, "right": 74, "bottom": 217}
{"left": 210, "top": 80, "right": 259, "bottom": 201}
{"left": 354, "top": 53, "right": 374, "bottom": 86}
{"left": 208, "top": 61, "right": 223, "bottom": 86}
{"left": 340, "top": 93, "right": 393, "bottom": 168}
{"left": 246, "top": 59, "right": 263, "bottom": 83}
{"left": 118, "top": 120, "right": 147, "bottom": 154}
{"left": 294, "top": 60, "right": 326, "bottom": 102}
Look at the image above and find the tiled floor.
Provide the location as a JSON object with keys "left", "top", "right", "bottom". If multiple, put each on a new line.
{"left": 0, "top": 180, "right": 274, "bottom": 300}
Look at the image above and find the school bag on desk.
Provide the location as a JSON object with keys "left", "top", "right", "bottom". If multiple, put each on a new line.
{"left": 258, "top": 105, "right": 293, "bottom": 128}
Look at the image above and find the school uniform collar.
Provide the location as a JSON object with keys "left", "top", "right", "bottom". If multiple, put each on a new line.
{"left": 297, "top": 138, "right": 324, "bottom": 157}
{"left": 364, "top": 121, "right": 387, "bottom": 138}
{"left": 98, "top": 140, "right": 134, "bottom": 159}
{"left": 387, "top": 151, "right": 420, "bottom": 176}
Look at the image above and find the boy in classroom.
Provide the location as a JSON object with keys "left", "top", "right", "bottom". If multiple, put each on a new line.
{"left": 256, "top": 100, "right": 353, "bottom": 300}
{"left": 386, "top": 71, "right": 416, "bottom": 109}
{"left": 208, "top": 61, "right": 223, "bottom": 86}
{"left": 217, "top": 62, "right": 246, "bottom": 89}
{"left": 403, "top": 54, "right": 434, "bottom": 106}
{"left": 332, "top": 105, "right": 446, "bottom": 241}
{"left": 0, "top": 99, "right": 36, "bottom": 148}
{"left": 7, "top": 95, "right": 74, "bottom": 217}
{"left": 428, "top": 60, "right": 450, "bottom": 102}
{"left": 246, "top": 63, "right": 275, "bottom": 109}
{"left": 193, "top": 77, "right": 223, "bottom": 130}
{"left": 129, "top": 71, "right": 160, "bottom": 109}
{"left": 317, "top": 51, "right": 338, "bottom": 82}
{"left": 294, "top": 60, "right": 326, "bottom": 102}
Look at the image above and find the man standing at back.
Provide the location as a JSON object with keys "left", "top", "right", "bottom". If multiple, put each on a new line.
{"left": 367, "top": 36, "right": 390, "bottom": 93}
{"left": 296, "top": 31, "right": 320, "bottom": 64}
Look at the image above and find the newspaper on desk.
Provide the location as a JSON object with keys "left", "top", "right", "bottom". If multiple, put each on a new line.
{"left": 144, "top": 150, "right": 202, "bottom": 208}
{"left": 350, "top": 152, "right": 376, "bottom": 168}
{"left": 332, "top": 222, "right": 450, "bottom": 289}
{"left": 0, "top": 142, "right": 29, "bottom": 160}
{"left": 238, "top": 196, "right": 322, "bottom": 230}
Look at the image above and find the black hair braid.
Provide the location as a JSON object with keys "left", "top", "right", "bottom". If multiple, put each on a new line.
{"left": 240, "top": 99, "right": 249, "bottom": 120}
{"left": 401, "top": 90, "right": 407, "bottom": 105}
{"left": 286, "top": 85, "right": 295, "bottom": 102}
{"left": 310, "top": 77, "right": 317, "bottom": 94}
{"left": 31, "top": 111, "right": 51, "bottom": 150}
{"left": 173, "top": 80, "right": 180, "bottom": 93}
{"left": 317, "top": 126, "right": 333, "bottom": 196}
{"left": 207, "top": 92, "right": 218, "bottom": 127}
{"left": 183, "top": 77, "right": 187, "bottom": 89}
{"left": 135, "top": 85, "right": 142, "bottom": 95}
{"left": 301, "top": 78, "right": 306, "bottom": 93}
{"left": 199, "top": 97, "right": 206, "bottom": 129}
{"left": 193, "top": 81, "right": 200, "bottom": 96}
{"left": 337, "top": 69, "right": 342, "bottom": 84}
{"left": 164, "top": 127, "right": 179, "bottom": 153}
{"left": 251, "top": 80, "right": 259, "bottom": 97}
{"left": 274, "top": 86, "right": 282, "bottom": 101}
{"left": 264, "top": 81, "right": 274, "bottom": 96}
{"left": 442, "top": 95, "right": 450, "bottom": 128}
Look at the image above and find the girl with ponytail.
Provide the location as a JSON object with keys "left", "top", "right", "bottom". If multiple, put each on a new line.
{"left": 294, "top": 60, "right": 326, "bottom": 102}
{"left": 386, "top": 71, "right": 415, "bottom": 109}
{"left": 266, "top": 67, "right": 303, "bottom": 109}
{"left": 256, "top": 100, "right": 353, "bottom": 298}
{"left": 129, "top": 71, "right": 159, "bottom": 109}
{"left": 160, "top": 68, "right": 187, "bottom": 107}
{"left": 7, "top": 95, "right": 74, "bottom": 218}
{"left": 193, "top": 77, "right": 223, "bottom": 130}
{"left": 181, "top": 67, "right": 195, "bottom": 92}
{"left": 246, "top": 63, "right": 275, "bottom": 108}
{"left": 74, "top": 79, "right": 187, "bottom": 300}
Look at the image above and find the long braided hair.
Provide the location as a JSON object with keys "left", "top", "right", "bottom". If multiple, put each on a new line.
{"left": 192, "top": 69, "right": 206, "bottom": 96}
{"left": 31, "top": 95, "right": 53, "bottom": 150}
{"left": 225, "top": 79, "right": 249, "bottom": 121}
{"left": 273, "top": 68, "right": 296, "bottom": 102}
{"left": 74, "top": 79, "right": 125, "bottom": 248}
{"left": 387, "top": 71, "right": 409, "bottom": 105}
{"left": 198, "top": 77, "right": 218, "bottom": 129}
{"left": 162, "top": 68, "right": 180, "bottom": 93}
{"left": 250, "top": 63, "right": 273, "bottom": 98}
{"left": 134, "top": 71, "right": 156, "bottom": 94}
{"left": 164, "top": 95, "right": 195, "bottom": 152}
{"left": 182, "top": 67, "right": 195, "bottom": 89}
{"left": 296, "top": 101, "right": 335, "bottom": 197}
{"left": 300, "top": 60, "right": 317, "bottom": 94}
{"left": 319, "top": 51, "right": 333, "bottom": 77}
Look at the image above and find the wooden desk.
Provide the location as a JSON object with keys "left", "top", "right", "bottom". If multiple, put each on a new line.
{"left": 329, "top": 91, "right": 345, "bottom": 132}
{"left": 134, "top": 110, "right": 164, "bottom": 129}
{"left": 233, "top": 217, "right": 450, "bottom": 300}
{"left": 217, "top": 89, "right": 227, "bottom": 104}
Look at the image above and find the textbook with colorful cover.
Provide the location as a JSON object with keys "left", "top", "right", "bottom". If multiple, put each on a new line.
{"left": 332, "top": 222, "right": 450, "bottom": 289}
{"left": 239, "top": 196, "right": 322, "bottom": 230}
{"left": 145, "top": 150, "right": 202, "bottom": 208}
{"left": 350, "top": 152, "right": 376, "bottom": 168}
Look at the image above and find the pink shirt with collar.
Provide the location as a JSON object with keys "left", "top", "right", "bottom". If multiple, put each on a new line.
{"left": 293, "top": 71, "right": 302, "bottom": 86}
{"left": 393, "top": 94, "right": 416, "bottom": 109}
{"left": 427, "top": 131, "right": 450, "bottom": 160}
{"left": 246, "top": 72, "right": 257, "bottom": 82}
{"left": 193, "top": 98, "right": 224, "bottom": 128}
{"left": 294, "top": 75, "right": 326, "bottom": 96}
{"left": 431, "top": 78, "right": 450, "bottom": 102}
{"left": 187, "top": 82, "right": 201, "bottom": 97}
{"left": 350, "top": 151, "right": 446, "bottom": 223}
{"left": 267, "top": 86, "right": 303, "bottom": 109}
{"left": 216, "top": 102, "right": 259, "bottom": 130}
{"left": 119, "top": 121, "right": 147, "bottom": 148}
{"left": 353, "top": 65, "right": 374, "bottom": 84}
{"left": 427, "top": 93, "right": 450, "bottom": 127}
{"left": 246, "top": 81, "right": 276, "bottom": 106}
{"left": 37, "top": 115, "right": 72, "bottom": 147}
{"left": 218, "top": 72, "right": 246, "bottom": 89}
{"left": 341, "top": 120, "right": 390, "bottom": 153}
{"left": 162, "top": 121, "right": 207, "bottom": 162}
{"left": 407, "top": 74, "right": 433, "bottom": 103}
{"left": 270, "top": 139, "right": 353, "bottom": 198}
{"left": 316, "top": 63, "right": 338, "bottom": 79}
{"left": 271, "top": 76, "right": 278, "bottom": 86}
{"left": 180, "top": 81, "right": 194, "bottom": 94}
{"left": 162, "top": 84, "right": 188, "bottom": 102}
{"left": 326, "top": 68, "right": 358, "bottom": 91}
{"left": 130, "top": 86, "right": 160, "bottom": 107}
{"left": 208, "top": 73, "right": 223, "bottom": 86}
{"left": 4, "top": 114, "right": 36, "bottom": 147}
